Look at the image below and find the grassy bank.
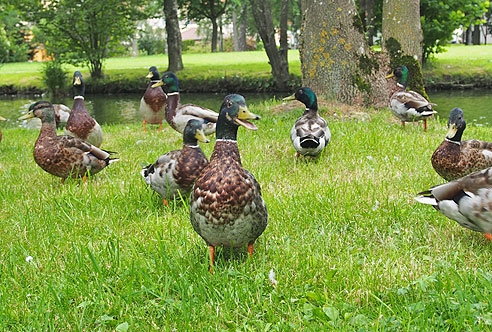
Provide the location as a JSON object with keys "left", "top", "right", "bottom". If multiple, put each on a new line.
{"left": 0, "top": 51, "right": 302, "bottom": 94}
{"left": 1, "top": 99, "right": 492, "bottom": 330}
{"left": 3, "top": 44, "right": 492, "bottom": 95}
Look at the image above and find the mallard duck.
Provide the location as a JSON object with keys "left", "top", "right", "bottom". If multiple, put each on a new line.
{"left": 416, "top": 166, "right": 492, "bottom": 241}
{"left": 139, "top": 66, "right": 167, "bottom": 132}
{"left": 385, "top": 65, "right": 436, "bottom": 131}
{"left": 283, "top": 87, "right": 331, "bottom": 158}
{"left": 431, "top": 107, "right": 492, "bottom": 181}
{"left": 19, "top": 101, "right": 118, "bottom": 181}
{"left": 0, "top": 115, "right": 5, "bottom": 143}
{"left": 141, "top": 119, "right": 210, "bottom": 205}
{"left": 189, "top": 94, "right": 268, "bottom": 270}
{"left": 152, "top": 72, "right": 218, "bottom": 135}
{"left": 65, "top": 71, "right": 104, "bottom": 147}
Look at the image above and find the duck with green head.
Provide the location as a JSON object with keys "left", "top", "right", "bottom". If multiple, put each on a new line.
{"left": 65, "top": 71, "right": 104, "bottom": 147}
{"left": 139, "top": 66, "right": 167, "bottom": 132}
{"left": 283, "top": 87, "right": 331, "bottom": 158}
{"left": 386, "top": 65, "right": 436, "bottom": 131}
{"left": 431, "top": 107, "right": 492, "bottom": 181}
{"left": 152, "top": 72, "right": 218, "bottom": 136}
{"left": 19, "top": 101, "right": 118, "bottom": 181}
{"left": 141, "top": 118, "right": 210, "bottom": 205}
{"left": 189, "top": 94, "right": 268, "bottom": 271}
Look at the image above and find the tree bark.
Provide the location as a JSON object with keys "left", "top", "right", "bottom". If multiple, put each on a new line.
{"left": 164, "top": 0, "right": 184, "bottom": 72}
{"left": 472, "top": 24, "right": 481, "bottom": 45}
{"left": 232, "top": 11, "right": 239, "bottom": 51}
{"left": 382, "top": 0, "right": 422, "bottom": 63}
{"left": 249, "top": 0, "right": 290, "bottom": 90}
{"left": 211, "top": 19, "right": 218, "bottom": 52}
{"left": 238, "top": 3, "right": 248, "bottom": 51}
{"left": 300, "top": 0, "right": 390, "bottom": 106}
{"left": 466, "top": 26, "right": 472, "bottom": 45}
{"left": 279, "top": 0, "right": 288, "bottom": 61}
{"left": 359, "top": 0, "right": 376, "bottom": 46}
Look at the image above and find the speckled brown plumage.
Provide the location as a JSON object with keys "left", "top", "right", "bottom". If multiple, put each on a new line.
{"left": 141, "top": 118, "right": 209, "bottom": 200}
{"left": 191, "top": 140, "right": 268, "bottom": 247}
{"left": 66, "top": 98, "right": 96, "bottom": 140}
{"left": 142, "top": 84, "right": 167, "bottom": 123}
{"left": 20, "top": 101, "right": 117, "bottom": 180}
{"left": 431, "top": 108, "right": 492, "bottom": 181}
{"left": 189, "top": 94, "right": 266, "bottom": 269}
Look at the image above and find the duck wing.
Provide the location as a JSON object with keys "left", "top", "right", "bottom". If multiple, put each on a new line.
{"left": 179, "top": 104, "right": 219, "bottom": 123}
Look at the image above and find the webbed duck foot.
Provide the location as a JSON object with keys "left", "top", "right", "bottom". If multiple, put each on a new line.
{"left": 158, "top": 122, "right": 163, "bottom": 132}
{"left": 143, "top": 120, "right": 147, "bottom": 132}
{"left": 247, "top": 243, "right": 254, "bottom": 258}
{"left": 484, "top": 233, "right": 492, "bottom": 241}
{"left": 209, "top": 245, "right": 215, "bottom": 274}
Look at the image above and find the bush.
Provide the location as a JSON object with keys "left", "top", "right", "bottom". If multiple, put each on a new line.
{"left": 41, "top": 60, "right": 68, "bottom": 96}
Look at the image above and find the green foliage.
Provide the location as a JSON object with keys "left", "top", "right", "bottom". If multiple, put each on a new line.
{"left": 41, "top": 60, "right": 69, "bottom": 97}
{"left": 420, "top": 0, "right": 489, "bottom": 62}
{"left": 0, "top": 6, "right": 31, "bottom": 63}
{"left": 33, "top": 0, "right": 152, "bottom": 78}
{"left": 137, "top": 23, "right": 166, "bottom": 55}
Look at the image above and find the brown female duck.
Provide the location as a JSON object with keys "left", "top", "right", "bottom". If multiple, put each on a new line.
{"left": 65, "top": 71, "right": 104, "bottom": 147}
{"left": 431, "top": 107, "right": 492, "bottom": 181}
{"left": 141, "top": 119, "right": 209, "bottom": 205}
{"left": 19, "top": 101, "right": 118, "bottom": 181}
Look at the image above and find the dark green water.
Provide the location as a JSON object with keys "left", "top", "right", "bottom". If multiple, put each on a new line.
{"left": 0, "top": 93, "right": 278, "bottom": 129}
{"left": 0, "top": 90, "right": 490, "bottom": 128}
{"left": 428, "top": 89, "right": 492, "bottom": 126}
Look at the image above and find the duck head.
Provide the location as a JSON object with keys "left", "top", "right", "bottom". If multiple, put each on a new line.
{"left": 386, "top": 65, "right": 409, "bottom": 88}
{"left": 146, "top": 66, "right": 160, "bottom": 80}
{"left": 73, "top": 71, "right": 85, "bottom": 97}
{"left": 183, "top": 119, "right": 210, "bottom": 145}
{"left": 216, "top": 94, "right": 260, "bottom": 140}
{"left": 19, "top": 101, "right": 56, "bottom": 124}
{"left": 152, "top": 71, "right": 179, "bottom": 93}
{"left": 446, "top": 107, "right": 466, "bottom": 142}
{"left": 283, "top": 87, "right": 318, "bottom": 110}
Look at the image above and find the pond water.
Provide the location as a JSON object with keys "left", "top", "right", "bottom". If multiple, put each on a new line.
{"left": 0, "top": 93, "right": 279, "bottom": 129}
{"left": 0, "top": 89, "right": 491, "bottom": 128}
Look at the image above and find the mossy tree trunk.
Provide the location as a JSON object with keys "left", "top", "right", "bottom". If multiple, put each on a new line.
{"left": 382, "top": 0, "right": 422, "bottom": 63}
{"left": 382, "top": 0, "right": 427, "bottom": 98}
{"left": 299, "top": 0, "right": 390, "bottom": 106}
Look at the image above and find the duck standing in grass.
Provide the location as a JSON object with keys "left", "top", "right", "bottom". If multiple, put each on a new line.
{"left": 416, "top": 167, "right": 492, "bottom": 241}
{"left": 152, "top": 72, "right": 218, "bottom": 136}
{"left": 141, "top": 119, "right": 210, "bottom": 205}
{"left": 283, "top": 87, "right": 330, "bottom": 158}
{"left": 19, "top": 101, "right": 118, "bottom": 182}
{"left": 139, "top": 66, "right": 167, "bottom": 132}
{"left": 189, "top": 94, "right": 267, "bottom": 270}
{"left": 385, "top": 65, "right": 436, "bottom": 131}
{"left": 432, "top": 107, "right": 492, "bottom": 181}
{"left": 65, "top": 71, "right": 104, "bottom": 147}
{"left": 0, "top": 115, "right": 5, "bottom": 143}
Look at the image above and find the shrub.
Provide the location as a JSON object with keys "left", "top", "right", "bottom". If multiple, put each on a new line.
{"left": 41, "top": 60, "right": 68, "bottom": 96}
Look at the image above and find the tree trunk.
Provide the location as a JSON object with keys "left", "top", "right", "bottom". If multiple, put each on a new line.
{"left": 300, "top": 0, "right": 390, "bottom": 106}
{"left": 382, "top": 0, "right": 426, "bottom": 97}
{"left": 238, "top": 3, "right": 248, "bottom": 51}
{"left": 472, "top": 24, "right": 481, "bottom": 45}
{"left": 279, "top": 0, "right": 288, "bottom": 61}
{"left": 219, "top": 17, "right": 224, "bottom": 52}
{"left": 232, "top": 11, "right": 239, "bottom": 51}
{"left": 382, "top": 0, "right": 422, "bottom": 63}
{"left": 164, "top": 0, "right": 184, "bottom": 72}
{"left": 211, "top": 19, "right": 218, "bottom": 52}
{"left": 466, "top": 26, "right": 473, "bottom": 45}
{"left": 249, "top": 0, "right": 290, "bottom": 90}
{"left": 132, "top": 30, "right": 138, "bottom": 57}
{"left": 90, "top": 59, "right": 103, "bottom": 79}
{"left": 360, "top": 0, "right": 376, "bottom": 46}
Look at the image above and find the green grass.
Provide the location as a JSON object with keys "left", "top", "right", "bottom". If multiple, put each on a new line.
{"left": 2, "top": 100, "right": 492, "bottom": 330}
{"left": 0, "top": 51, "right": 302, "bottom": 93}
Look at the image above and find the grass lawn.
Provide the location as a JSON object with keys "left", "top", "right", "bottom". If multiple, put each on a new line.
{"left": 0, "top": 51, "right": 302, "bottom": 92}
{"left": 1, "top": 99, "right": 492, "bottom": 330}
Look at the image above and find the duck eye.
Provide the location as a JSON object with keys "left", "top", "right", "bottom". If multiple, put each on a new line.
{"left": 226, "top": 100, "right": 233, "bottom": 108}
